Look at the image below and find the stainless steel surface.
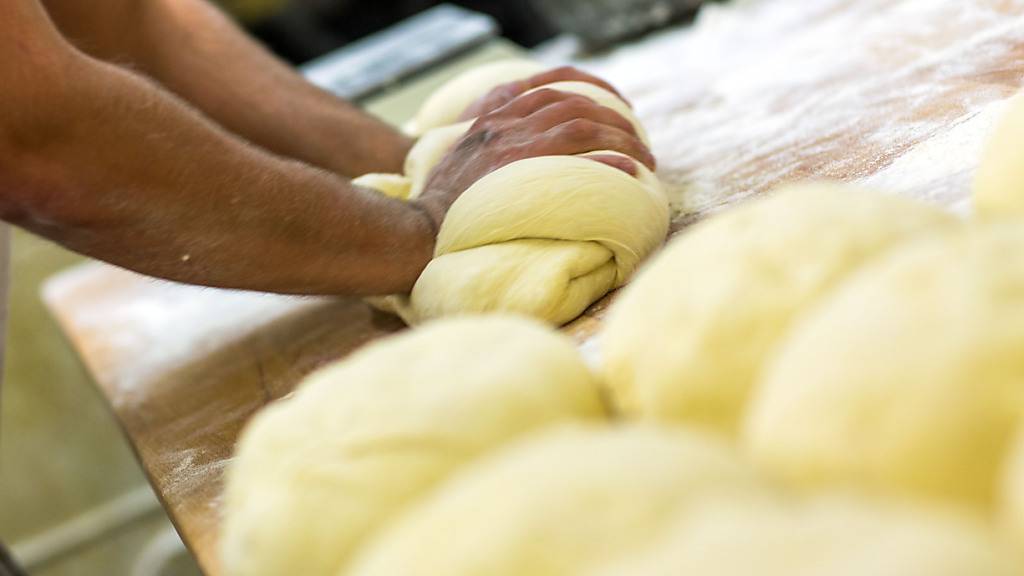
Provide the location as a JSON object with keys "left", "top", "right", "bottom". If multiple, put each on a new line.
{"left": 302, "top": 4, "right": 498, "bottom": 101}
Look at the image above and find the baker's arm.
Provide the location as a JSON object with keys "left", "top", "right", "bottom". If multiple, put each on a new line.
{"left": 1, "top": 1, "right": 652, "bottom": 296}
{"left": 40, "top": 0, "right": 411, "bottom": 177}
{"left": 0, "top": 2, "right": 431, "bottom": 294}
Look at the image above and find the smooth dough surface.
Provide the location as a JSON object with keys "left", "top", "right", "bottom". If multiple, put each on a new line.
{"left": 600, "top": 182, "right": 954, "bottom": 432}
{"left": 999, "top": 426, "right": 1024, "bottom": 546}
{"left": 220, "top": 316, "right": 605, "bottom": 576}
{"left": 348, "top": 424, "right": 766, "bottom": 576}
{"left": 404, "top": 59, "right": 546, "bottom": 136}
{"left": 412, "top": 154, "right": 667, "bottom": 324}
{"left": 745, "top": 224, "right": 1024, "bottom": 508}
{"left": 357, "top": 61, "right": 669, "bottom": 325}
{"left": 975, "top": 93, "right": 1024, "bottom": 218}
{"left": 595, "top": 495, "right": 1020, "bottom": 576}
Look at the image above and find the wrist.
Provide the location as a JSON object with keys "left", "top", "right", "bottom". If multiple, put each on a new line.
{"left": 395, "top": 200, "right": 439, "bottom": 288}
{"left": 341, "top": 122, "right": 414, "bottom": 177}
{"left": 409, "top": 197, "right": 444, "bottom": 237}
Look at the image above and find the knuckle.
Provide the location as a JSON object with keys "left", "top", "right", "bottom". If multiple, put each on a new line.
{"left": 562, "top": 118, "right": 599, "bottom": 140}
{"left": 470, "top": 114, "right": 494, "bottom": 130}
{"left": 517, "top": 88, "right": 560, "bottom": 110}
{"left": 552, "top": 65, "right": 580, "bottom": 77}
{"left": 556, "top": 94, "right": 598, "bottom": 115}
{"left": 529, "top": 87, "right": 561, "bottom": 101}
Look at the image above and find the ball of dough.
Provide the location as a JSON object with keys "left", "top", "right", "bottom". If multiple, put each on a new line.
{"left": 220, "top": 316, "right": 606, "bottom": 576}
{"left": 975, "top": 93, "right": 1024, "bottom": 218}
{"left": 409, "top": 154, "right": 668, "bottom": 324}
{"left": 359, "top": 63, "right": 669, "bottom": 326}
{"left": 404, "top": 59, "right": 546, "bottom": 136}
{"left": 600, "top": 182, "right": 954, "bottom": 432}
{"left": 745, "top": 224, "right": 1024, "bottom": 508}
{"left": 347, "top": 424, "right": 766, "bottom": 576}
{"left": 595, "top": 496, "right": 1020, "bottom": 576}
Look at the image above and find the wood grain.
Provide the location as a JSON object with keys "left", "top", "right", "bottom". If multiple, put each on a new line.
{"left": 43, "top": 1, "right": 1024, "bottom": 573}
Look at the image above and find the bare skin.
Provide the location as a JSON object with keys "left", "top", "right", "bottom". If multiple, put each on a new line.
{"left": 0, "top": 0, "right": 653, "bottom": 296}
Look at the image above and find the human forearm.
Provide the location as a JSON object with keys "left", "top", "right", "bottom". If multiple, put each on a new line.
{"left": 3, "top": 51, "right": 432, "bottom": 295}
{"left": 44, "top": 0, "right": 412, "bottom": 177}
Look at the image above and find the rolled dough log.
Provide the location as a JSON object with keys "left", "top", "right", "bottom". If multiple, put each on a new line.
{"left": 975, "top": 93, "right": 1024, "bottom": 218}
{"left": 745, "top": 224, "right": 1024, "bottom": 509}
{"left": 220, "top": 316, "right": 605, "bottom": 576}
{"left": 347, "top": 424, "right": 766, "bottom": 576}
{"left": 354, "top": 60, "right": 669, "bottom": 325}
{"left": 595, "top": 496, "right": 1020, "bottom": 576}
{"left": 600, "top": 182, "right": 954, "bottom": 432}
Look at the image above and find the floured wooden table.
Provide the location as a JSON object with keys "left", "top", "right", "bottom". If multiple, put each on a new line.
{"left": 43, "top": 1, "right": 1024, "bottom": 574}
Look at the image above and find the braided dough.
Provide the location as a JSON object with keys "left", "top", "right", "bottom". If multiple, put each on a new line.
{"left": 355, "top": 61, "right": 669, "bottom": 325}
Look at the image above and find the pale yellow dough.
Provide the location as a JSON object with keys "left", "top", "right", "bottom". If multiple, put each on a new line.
{"left": 745, "top": 224, "right": 1024, "bottom": 509}
{"left": 595, "top": 496, "right": 1020, "bottom": 576}
{"left": 1000, "top": 427, "right": 1024, "bottom": 548}
{"left": 347, "top": 424, "right": 766, "bottom": 576}
{"left": 355, "top": 60, "right": 669, "bottom": 325}
{"left": 975, "top": 93, "right": 1024, "bottom": 218}
{"left": 600, "top": 182, "right": 954, "bottom": 432}
{"left": 413, "top": 155, "right": 666, "bottom": 324}
{"left": 220, "top": 316, "right": 605, "bottom": 576}
{"left": 404, "top": 59, "right": 546, "bottom": 136}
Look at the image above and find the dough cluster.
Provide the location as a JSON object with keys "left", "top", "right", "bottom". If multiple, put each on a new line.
{"left": 222, "top": 314, "right": 1020, "bottom": 576}
{"left": 354, "top": 60, "right": 669, "bottom": 325}
{"left": 221, "top": 89, "right": 1024, "bottom": 575}
{"left": 601, "top": 179, "right": 1024, "bottom": 519}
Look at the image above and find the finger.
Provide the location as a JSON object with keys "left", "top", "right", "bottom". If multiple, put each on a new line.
{"left": 457, "top": 81, "right": 529, "bottom": 121}
{"left": 522, "top": 66, "right": 631, "bottom": 106}
{"left": 585, "top": 154, "right": 638, "bottom": 176}
{"left": 545, "top": 119, "right": 656, "bottom": 171}
{"left": 485, "top": 88, "right": 579, "bottom": 120}
{"left": 525, "top": 94, "right": 639, "bottom": 137}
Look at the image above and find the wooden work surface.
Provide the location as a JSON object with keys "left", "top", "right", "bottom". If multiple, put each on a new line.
{"left": 43, "top": 1, "right": 1024, "bottom": 574}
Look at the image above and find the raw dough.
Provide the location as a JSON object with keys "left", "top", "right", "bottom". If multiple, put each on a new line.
{"left": 355, "top": 60, "right": 669, "bottom": 325}
{"left": 975, "top": 93, "right": 1024, "bottom": 218}
{"left": 595, "top": 495, "right": 1020, "bottom": 576}
{"left": 600, "top": 182, "right": 954, "bottom": 432}
{"left": 220, "top": 316, "right": 605, "bottom": 576}
{"left": 412, "top": 154, "right": 665, "bottom": 324}
{"left": 404, "top": 59, "right": 546, "bottom": 136}
{"left": 745, "top": 224, "right": 1024, "bottom": 509}
{"left": 999, "top": 426, "right": 1024, "bottom": 546}
{"left": 347, "top": 424, "right": 766, "bottom": 576}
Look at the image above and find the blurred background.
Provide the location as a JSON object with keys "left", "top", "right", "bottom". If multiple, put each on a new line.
{"left": 2, "top": 0, "right": 708, "bottom": 574}
{"left": 246, "top": 0, "right": 555, "bottom": 63}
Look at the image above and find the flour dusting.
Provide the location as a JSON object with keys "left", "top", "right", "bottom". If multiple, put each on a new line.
{"left": 581, "top": 0, "right": 1024, "bottom": 221}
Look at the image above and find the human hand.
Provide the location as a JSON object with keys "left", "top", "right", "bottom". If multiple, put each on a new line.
{"left": 458, "top": 66, "right": 631, "bottom": 121}
{"left": 414, "top": 86, "right": 655, "bottom": 231}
